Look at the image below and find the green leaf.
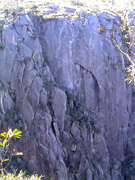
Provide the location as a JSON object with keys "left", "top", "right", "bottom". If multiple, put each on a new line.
{"left": 0, "top": 142, "right": 3, "bottom": 146}
{"left": 13, "top": 129, "right": 22, "bottom": 138}
{"left": 13, "top": 129, "right": 18, "bottom": 134}
{"left": 15, "top": 135, "right": 22, "bottom": 138}
{"left": 0, "top": 132, "right": 7, "bottom": 138}
{"left": 3, "top": 139, "right": 7, "bottom": 146}
{"left": 4, "top": 159, "right": 9, "bottom": 162}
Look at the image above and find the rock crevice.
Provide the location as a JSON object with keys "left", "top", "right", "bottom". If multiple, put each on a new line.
{"left": 0, "top": 11, "right": 135, "bottom": 180}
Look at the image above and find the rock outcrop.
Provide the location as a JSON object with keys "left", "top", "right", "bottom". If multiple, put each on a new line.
{"left": 0, "top": 10, "right": 135, "bottom": 180}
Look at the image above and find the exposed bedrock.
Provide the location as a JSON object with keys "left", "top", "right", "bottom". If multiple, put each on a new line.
{"left": 31, "top": 13, "right": 133, "bottom": 158}
{"left": 0, "top": 11, "right": 135, "bottom": 180}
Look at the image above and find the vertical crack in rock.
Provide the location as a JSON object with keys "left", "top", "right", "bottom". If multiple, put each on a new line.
{"left": 0, "top": 11, "right": 135, "bottom": 180}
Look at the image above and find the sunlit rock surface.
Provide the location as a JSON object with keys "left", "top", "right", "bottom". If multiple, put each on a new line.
{"left": 0, "top": 11, "right": 135, "bottom": 180}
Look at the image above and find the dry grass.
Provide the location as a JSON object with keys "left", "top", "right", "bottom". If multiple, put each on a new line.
{"left": 0, "top": 0, "right": 135, "bottom": 21}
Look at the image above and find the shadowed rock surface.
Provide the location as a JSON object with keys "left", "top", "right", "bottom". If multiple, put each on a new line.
{"left": 0, "top": 10, "right": 135, "bottom": 180}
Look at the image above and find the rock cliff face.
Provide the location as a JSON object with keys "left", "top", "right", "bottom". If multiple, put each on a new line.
{"left": 0, "top": 11, "right": 135, "bottom": 180}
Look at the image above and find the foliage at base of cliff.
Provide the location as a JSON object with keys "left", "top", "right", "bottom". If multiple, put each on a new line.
{"left": 0, "top": 170, "right": 43, "bottom": 180}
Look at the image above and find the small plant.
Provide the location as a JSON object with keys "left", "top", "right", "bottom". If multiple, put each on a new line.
{"left": 0, "top": 25, "right": 3, "bottom": 32}
{"left": 32, "top": 4, "right": 38, "bottom": 9}
{"left": 0, "top": 128, "right": 22, "bottom": 173}
{"left": 97, "top": 25, "right": 105, "bottom": 32}
{"left": 30, "top": 33, "right": 37, "bottom": 39}
{"left": 0, "top": 43, "right": 5, "bottom": 50}
{"left": 0, "top": 128, "right": 43, "bottom": 179}
{"left": 112, "top": 20, "right": 135, "bottom": 90}
{"left": 0, "top": 170, "right": 43, "bottom": 180}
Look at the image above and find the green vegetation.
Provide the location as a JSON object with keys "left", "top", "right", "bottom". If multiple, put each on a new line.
{"left": 112, "top": 12, "right": 135, "bottom": 90}
{"left": 121, "top": 153, "right": 135, "bottom": 179}
{"left": 0, "top": 43, "right": 5, "bottom": 50}
{"left": 0, "top": 0, "right": 135, "bottom": 90}
{"left": 0, "top": 0, "right": 135, "bottom": 22}
{"left": 0, "top": 128, "right": 22, "bottom": 172}
{"left": 0, "top": 171, "right": 43, "bottom": 180}
{"left": 0, "top": 128, "right": 42, "bottom": 180}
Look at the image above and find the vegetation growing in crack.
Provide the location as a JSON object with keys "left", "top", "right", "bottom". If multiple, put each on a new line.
{"left": 66, "top": 90, "right": 87, "bottom": 121}
{"left": 0, "top": 43, "right": 5, "bottom": 50}
{"left": 112, "top": 11, "right": 135, "bottom": 90}
{"left": 121, "top": 153, "right": 135, "bottom": 179}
